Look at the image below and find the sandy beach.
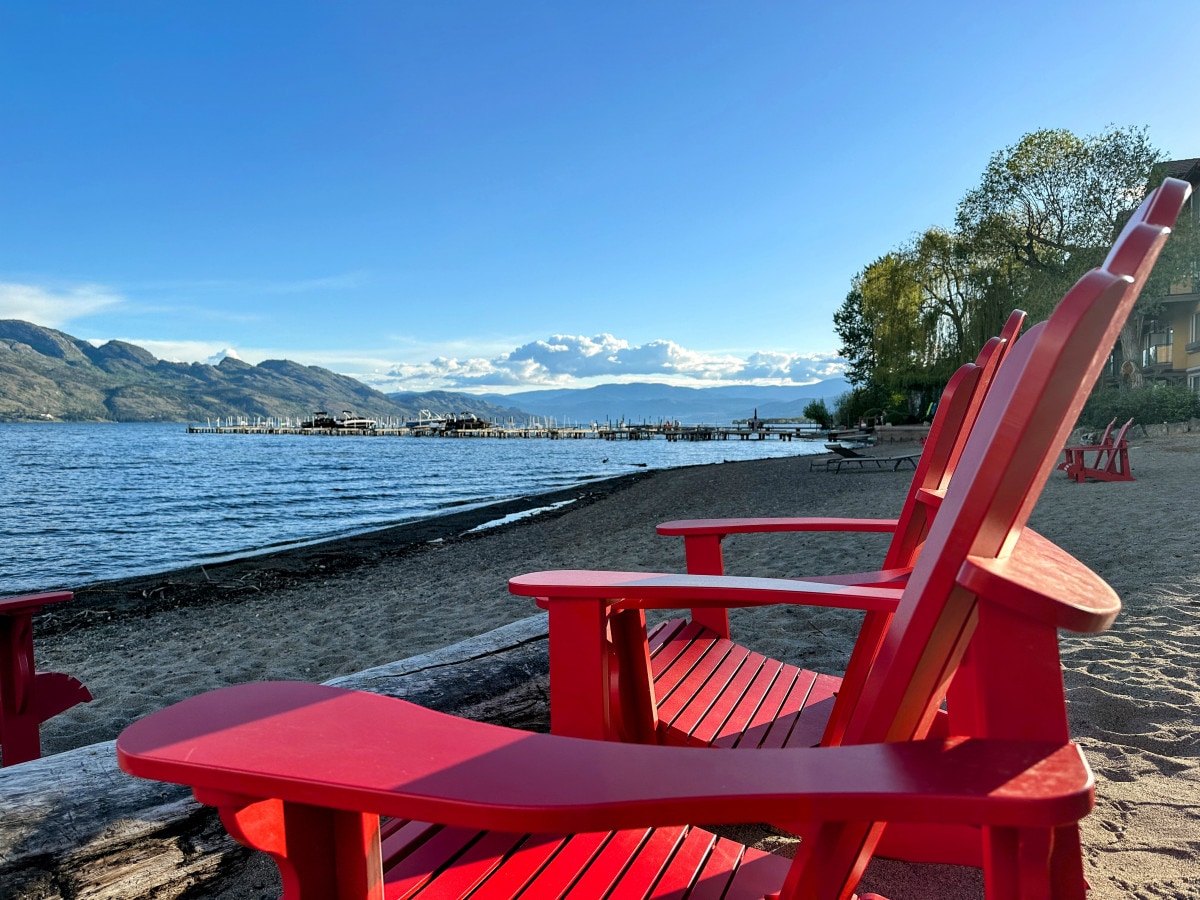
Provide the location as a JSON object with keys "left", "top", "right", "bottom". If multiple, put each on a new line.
{"left": 21, "top": 432, "right": 1200, "bottom": 898}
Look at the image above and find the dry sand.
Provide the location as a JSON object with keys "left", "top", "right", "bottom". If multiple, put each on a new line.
{"left": 24, "top": 432, "right": 1200, "bottom": 898}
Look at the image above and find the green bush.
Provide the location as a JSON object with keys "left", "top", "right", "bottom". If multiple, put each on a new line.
{"left": 1080, "top": 385, "right": 1200, "bottom": 428}
{"left": 833, "top": 388, "right": 889, "bottom": 429}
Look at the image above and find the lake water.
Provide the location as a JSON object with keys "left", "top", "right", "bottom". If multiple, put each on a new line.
{"left": 1, "top": 423, "right": 825, "bottom": 594}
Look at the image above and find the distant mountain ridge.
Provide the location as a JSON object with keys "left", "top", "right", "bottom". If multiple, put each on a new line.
{"left": 471, "top": 380, "right": 850, "bottom": 425}
{"left": 0, "top": 320, "right": 529, "bottom": 423}
{"left": 0, "top": 319, "right": 848, "bottom": 425}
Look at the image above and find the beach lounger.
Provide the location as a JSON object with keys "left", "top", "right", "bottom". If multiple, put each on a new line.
{"left": 1058, "top": 417, "right": 1135, "bottom": 482}
{"left": 809, "top": 440, "right": 922, "bottom": 473}
{"left": 0, "top": 591, "right": 92, "bottom": 766}
{"left": 828, "top": 452, "right": 920, "bottom": 473}
{"left": 117, "top": 244, "right": 1139, "bottom": 898}
{"left": 808, "top": 443, "right": 865, "bottom": 471}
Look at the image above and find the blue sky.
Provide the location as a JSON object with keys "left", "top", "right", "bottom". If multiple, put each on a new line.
{"left": 2, "top": 2, "right": 1196, "bottom": 394}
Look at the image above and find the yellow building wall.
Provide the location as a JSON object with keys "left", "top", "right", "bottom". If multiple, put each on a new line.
{"left": 1168, "top": 297, "right": 1200, "bottom": 371}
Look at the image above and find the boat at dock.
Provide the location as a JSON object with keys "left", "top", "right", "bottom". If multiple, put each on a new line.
{"left": 300, "top": 411, "right": 378, "bottom": 430}
{"left": 404, "top": 410, "right": 446, "bottom": 431}
{"left": 442, "top": 412, "right": 492, "bottom": 431}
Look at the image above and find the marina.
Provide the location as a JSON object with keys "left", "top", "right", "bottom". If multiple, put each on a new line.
{"left": 186, "top": 412, "right": 825, "bottom": 441}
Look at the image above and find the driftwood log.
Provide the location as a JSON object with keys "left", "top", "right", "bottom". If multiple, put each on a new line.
{"left": 0, "top": 614, "right": 551, "bottom": 900}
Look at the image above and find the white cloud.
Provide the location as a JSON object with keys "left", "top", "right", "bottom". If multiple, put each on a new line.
{"left": 106, "top": 338, "right": 235, "bottom": 364}
{"left": 0, "top": 282, "right": 123, "bottom": 328}
{"left": 207, "top": 348, "right": 242, "bottom": 365}
{"left": 733, "top": 350, "right": 846, "bottom": 382}
{"left": 375, "top": 333, "right": 847, "bottom": 392}
{"left": 55, "top": 323, "right": 845, "bottom": 394}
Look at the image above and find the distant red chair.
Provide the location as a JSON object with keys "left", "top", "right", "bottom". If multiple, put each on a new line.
{"left": 1059, "top": 417, "right": 1134, "bottom": 482}
{"left": 0, "top": 591, "right": 92, "bottom": 766}
{"left": 118, "top": 236, "right": 1159, "bottom": 899}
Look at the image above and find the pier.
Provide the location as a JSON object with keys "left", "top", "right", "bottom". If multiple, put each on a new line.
{"left": 186, "top": 418, "right": 824, "bottom": 442}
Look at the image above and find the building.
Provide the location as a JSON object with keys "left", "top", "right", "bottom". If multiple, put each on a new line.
{"left": 1133, "top": 158, "right": 1200, "bottom": 391}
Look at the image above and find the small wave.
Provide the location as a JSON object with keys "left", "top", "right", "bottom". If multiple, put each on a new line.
{"left": 464, "top": 500, "right": 577, "bottom": 534}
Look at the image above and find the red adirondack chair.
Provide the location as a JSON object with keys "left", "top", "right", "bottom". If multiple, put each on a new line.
{"left": 1, "top": 591, "right": 92, "bottom": 766}
{"left": 1057, "top": 418, "right": 1115, "bottom": 479}
{"left": 1058, "top": 417, "right": 1134, "bottom": 482}
{"left": 539, "top": 179, "right": 1189, "bottom": 763}
{"left": 117, "top": 246, "right": 1150, "bottom": 898}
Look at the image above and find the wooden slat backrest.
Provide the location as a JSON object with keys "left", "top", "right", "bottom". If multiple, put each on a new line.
{"left": 1108, "top": 417, "right": 1133, "bottom": 451}
{"left": 881, "top": 309, "right": 1026, "bottom": 572}
{"left": 821, "top": 311, "right": 1027, "bottom": 747}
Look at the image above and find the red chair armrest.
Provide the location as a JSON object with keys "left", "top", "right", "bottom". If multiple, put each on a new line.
{"left": 117, "top": 682, "right": 1094, "bottom": 833}
{"left": 0, "top": 592, "right": 74, "bottom": 617}
{"left": 510, "top": 571, "right": 902, "bottom": 613}
{"left": 958, "top": 530, "right": 1120, "bottom": 633}
{"left": 656, "top": 517, "right": 899, "bottom": 537}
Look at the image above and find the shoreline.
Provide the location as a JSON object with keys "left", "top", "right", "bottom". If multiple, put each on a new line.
{"left": 42, "top": 468, "right": 659, "bottom": 634}
{"left": 22, "top": 434, "right": 1200, "bottom": 898}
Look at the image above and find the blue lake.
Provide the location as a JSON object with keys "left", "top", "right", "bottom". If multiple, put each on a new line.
{"left": 1, "top": 423, "right": 825, "bottom": 593}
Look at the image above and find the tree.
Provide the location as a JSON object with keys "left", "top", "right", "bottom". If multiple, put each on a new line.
{"left": 835, "top": 253, "right": 943, "bottom": 415}
{"left": 802, "top": 398, "right": 832, "bottom": 429}
{"left": 955, "top": 126, "right": 1167, "bottom": 382}
{"left": 833, "top": 125, "right": 1188, "bottom": 403}
{"left": 858, "top": 252, "right": 947, "bottom": 413}
{"left": 832, "top": 288, "right": 874, "bottom": 388}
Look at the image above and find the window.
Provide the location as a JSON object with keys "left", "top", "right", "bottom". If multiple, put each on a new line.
{"left": 1143, "top": 324, "right": 1173, "bottom": 367}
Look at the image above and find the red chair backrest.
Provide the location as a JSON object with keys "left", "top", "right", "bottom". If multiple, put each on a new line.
{"left": 880, "top": 309, "right": 1025, "bottom": 571}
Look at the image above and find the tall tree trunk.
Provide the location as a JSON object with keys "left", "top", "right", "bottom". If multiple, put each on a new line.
{"left": 1117, "top": 317, "right": 1144, "bottom": 389}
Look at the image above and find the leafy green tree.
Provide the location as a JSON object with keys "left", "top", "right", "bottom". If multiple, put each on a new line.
{"left": 832, "top": 288, "right": 874, "bottom": 388}
{"left": 956, "top": 127, "right": 1160, "bottom": 279}
{"left": 954, "top": 126, "right": 1173, "bottom": 384}
{"left": 801, "top": 398, "right": 832, "bottom": 429}
{"left": 835, "top": 253, "right": 948, "bottom": 415}
{"left": 834, "top": 125, "right": 1192, "bottom": 403}
{"left": 855, "top": 252, "right": 925, "bottom": 392}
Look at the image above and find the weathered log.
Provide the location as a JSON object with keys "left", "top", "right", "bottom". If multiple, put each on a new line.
{"left": 0, "top": 614, "right": 551, "bottom": 900}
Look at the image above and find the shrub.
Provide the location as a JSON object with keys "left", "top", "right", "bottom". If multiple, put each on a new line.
{"left": 833, "top": 388, "right": 889, "bottom": 429}
{"left": 1079, "top": 384, "right": 1200, "bottom": 428}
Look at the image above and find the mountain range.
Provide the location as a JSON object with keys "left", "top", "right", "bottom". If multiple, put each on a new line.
{"left": 472, "top": 380, "right": 849, "bottom": 426}
{"left": 0, "top": 320, "right": 528, "bottom": 424}
{"left": 0, "top": 320, "right": 848, "bottom": 425}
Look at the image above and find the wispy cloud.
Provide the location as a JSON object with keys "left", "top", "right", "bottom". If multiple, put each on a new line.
{"left": 124, "top": 271, "right": 369, "bottom": 296}
{"left": 0, "top": 282, "right": 123, "bottom": 327}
